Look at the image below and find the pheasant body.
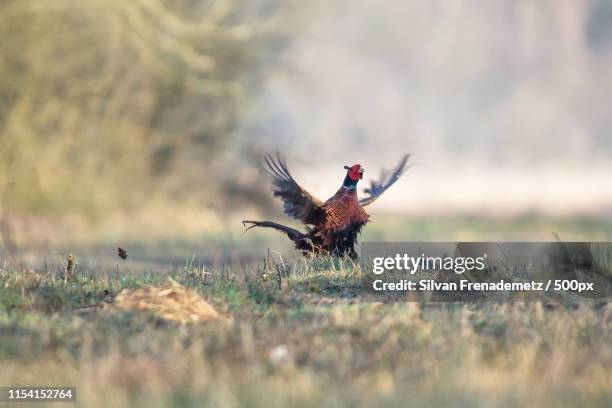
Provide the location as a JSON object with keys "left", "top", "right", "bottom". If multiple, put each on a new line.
{"left": 244, "top": 153, "right": 410, "bottom": 258}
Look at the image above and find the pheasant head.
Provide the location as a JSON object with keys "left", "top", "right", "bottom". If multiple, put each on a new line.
{"left": 343, "top": 164, "right": 365, "bottom": 190}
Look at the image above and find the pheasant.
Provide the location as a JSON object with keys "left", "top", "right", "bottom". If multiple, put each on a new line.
{"left": 243, "top": 153, "right": 411, "bottom": 258}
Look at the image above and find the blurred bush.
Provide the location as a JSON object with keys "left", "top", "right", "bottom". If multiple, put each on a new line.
{"left": 0, "top": 0, "right": 293, "bottom": 217}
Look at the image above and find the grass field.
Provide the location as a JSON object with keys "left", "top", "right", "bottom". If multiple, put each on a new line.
{"left": 1, "top": 216, "right": 611, "bottom": 407}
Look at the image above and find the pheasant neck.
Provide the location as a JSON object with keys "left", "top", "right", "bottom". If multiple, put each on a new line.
{"left": 343, "top": 175, "right": 359, "bottom": 191}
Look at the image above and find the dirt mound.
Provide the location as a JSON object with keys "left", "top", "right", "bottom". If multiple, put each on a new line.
{"left": 113, "top": 278, "right": 226, "bottom": 324}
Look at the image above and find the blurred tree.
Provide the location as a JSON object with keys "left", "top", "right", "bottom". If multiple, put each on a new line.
{"left": 0, "top": 0, "right": 295, "bottom": 217}
{"left": 587, "top": 0, "right": 612, "bottom": 50}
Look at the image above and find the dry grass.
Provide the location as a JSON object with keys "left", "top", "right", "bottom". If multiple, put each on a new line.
{"left": 0, "top": 257, "right": 611, "bottom": 407}
{"left": 112, "top": 278, "right": 227, "bottom": 324}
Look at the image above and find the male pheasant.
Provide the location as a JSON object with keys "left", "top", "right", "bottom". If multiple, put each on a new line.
{"left": 243, "top": 153, "right": 411, "bottom": 258}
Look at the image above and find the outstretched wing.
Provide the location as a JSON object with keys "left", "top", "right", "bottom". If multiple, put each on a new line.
{"left": 264, "top": 153, "right": 325, "bottom": 225}
{"left": 359, "top": 154, "right": 412, "bottom": 207}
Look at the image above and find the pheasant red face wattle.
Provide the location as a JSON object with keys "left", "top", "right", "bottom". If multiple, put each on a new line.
{"left": 346, "top": 164, "right": 364, "bottom": 181}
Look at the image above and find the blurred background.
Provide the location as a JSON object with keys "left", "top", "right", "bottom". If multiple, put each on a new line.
{"left": 1, "top": 0, "right": 612, "bottom": 265}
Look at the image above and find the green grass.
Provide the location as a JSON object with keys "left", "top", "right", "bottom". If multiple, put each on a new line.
{"left": 0, "top": 257, "right": 611, "bottom": 408}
